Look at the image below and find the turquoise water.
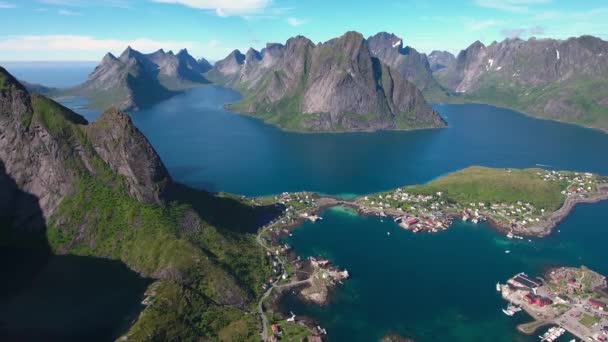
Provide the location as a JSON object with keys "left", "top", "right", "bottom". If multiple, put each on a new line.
{"left": 282, "top": 204, "right": 607, "bottom": 341}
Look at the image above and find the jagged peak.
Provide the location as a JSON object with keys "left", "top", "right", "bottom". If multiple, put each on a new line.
{"left": 177, "top": 48, "right": 190, "bottom": 57}
{"left": 101, "top": 52, "right": 119, "bottom": 64}
{"left": 0, "top": 66, "right": 28, "bottom": 93}
{"left": 468, "top": 40, "right": 486, "bottom": 50}
{"left": 226, "top": 49, "right": 245, "bottom": 64}
{"left": 119, "top": 45, "right": 143, "bottom": 61}
{"left": 245, "top": 48, "right": 262, "bottom": 61}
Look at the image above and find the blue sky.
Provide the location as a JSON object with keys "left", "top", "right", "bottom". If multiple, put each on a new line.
{"left": 1, "top": 0, "right": 608, "bottom": 61}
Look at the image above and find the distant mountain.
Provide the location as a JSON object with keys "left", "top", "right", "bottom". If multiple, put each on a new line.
{"left": 66, "top": 47, "right": 211, "bottom": 111}
{"left": 367, "top": 32, "right": 436, "bottom": 90}
{"left": 206, "top": 31, "right": 445, "bottom": 132}
{"left": 428, "top": 50, "right": 456, "bottom": 72}
{"left": 435, "top": 36, "right": 608, "bottom": 130}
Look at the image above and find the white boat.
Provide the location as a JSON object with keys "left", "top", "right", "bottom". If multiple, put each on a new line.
{"left": 502, "top": 304, "right": 521, "bottom": 316}
{"left": 505, "top": 250, "right": 511, "bottom": 254}
{"left": 496, "top": 282, "right": 501, "bottom": 292}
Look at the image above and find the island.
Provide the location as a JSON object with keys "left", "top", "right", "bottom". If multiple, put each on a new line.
{"left": 499, "top": 266, "right": 608, "bottom": 341}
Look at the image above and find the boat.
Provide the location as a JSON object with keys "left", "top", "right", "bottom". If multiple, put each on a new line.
{"left": 502, "top": 304, "right": 521, "bottom": 316}
{"left": 505, "top": 250, "right": 511, "bottom": 254}
{"left": 496, "top": 282, "right": 501, "bottom": 292}
{"left": 387, "top": 232, "right": 390, "bottom": 236}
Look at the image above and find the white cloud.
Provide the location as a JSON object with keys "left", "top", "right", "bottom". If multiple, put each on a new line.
{"left": 0, "top": 1, "right": 15, "bottom": 8}
{"left": 475, "top": 0, "right": 551, "bottom": 13}
{"left": 0, "top": 35, "right": 232, "bottom": 61}
{"left": 286, "top": 17, "right": 305, "bottom": 27}
{"left": 151, "top": 0, "right": 271, "bottom": 17}
{"left": 58, "top": 9, "right": 81, "bottom": 15}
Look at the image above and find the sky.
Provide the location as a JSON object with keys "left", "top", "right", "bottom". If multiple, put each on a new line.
{"left": 1, "top": 0, "right": 608, "bottom": 62}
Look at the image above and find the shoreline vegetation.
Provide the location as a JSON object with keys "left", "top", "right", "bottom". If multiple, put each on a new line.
{"left": 251, "top": 166, "right": 608, "bottom": 341}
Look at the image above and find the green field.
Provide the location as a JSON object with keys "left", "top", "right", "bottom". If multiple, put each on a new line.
{"left": 404, "top": 166, "right": 566, "bottom": 211}
{"left": 579, "top": 313, "right": 601, "bottom": 327}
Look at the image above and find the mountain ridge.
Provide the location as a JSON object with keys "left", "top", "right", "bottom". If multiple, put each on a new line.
{"left": 64, "top": 46, "right": 212, "bottom": 111}
{"left": 435, "top": 35, "right": 608, "bottom": 130}
{"left": 207, "top": 31, "right": 446, "bottom": 132}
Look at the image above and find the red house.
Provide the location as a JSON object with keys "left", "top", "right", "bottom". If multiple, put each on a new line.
{"left": 406, "top": 218, "right": 418, "bottom": 225}
{"left": 524, "top": 293, "right": 552, "bottom": 307}
{"left": 589, "top": 299, "right": 606, "bottom": 310}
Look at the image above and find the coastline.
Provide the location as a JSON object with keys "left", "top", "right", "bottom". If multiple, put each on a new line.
{"left": 256, "top": 181, "right": 608, "bottom": 339}
{"left": 433, "top": 99, "right": 608, "bottom": 135}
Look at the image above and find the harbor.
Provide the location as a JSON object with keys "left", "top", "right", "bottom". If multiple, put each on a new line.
{"left": 498, "top": 267, "right": 608, "bottom": 341}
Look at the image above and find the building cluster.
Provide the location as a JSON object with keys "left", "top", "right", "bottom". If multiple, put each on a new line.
{"left": 538, "top": 170, "right": 604, "bottom": 198}
{"left": 500, "top": 267, "right": 608, "bottom": 341}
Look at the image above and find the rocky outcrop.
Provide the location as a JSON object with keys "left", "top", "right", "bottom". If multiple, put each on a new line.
{"left": 367, "top": 32, "right": 439, "bottom": 91}
{"left": 0, "top": 68, "right": 80, "bottom": 230}
{"left": 428, "top": 50, "right": 456, "bottom": 72}
{"left": 210, "top": 31, "right": 445, "bottom": 132}
{"left": 67, "top": 47, "right": 211, "bottom": 111}
{"left": 0, "top": 66, "right": 171, "bottom": 230}
{"left": 86, "top": 108, "right": 170, "bottom": 205}
{"left": 435, "top": 36, "right": 608, "bottom": 130}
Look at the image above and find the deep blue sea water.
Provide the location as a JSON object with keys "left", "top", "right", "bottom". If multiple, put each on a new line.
{"left": 7, "top": 66, "right": 608, "bottom": 341}
{"left": 1, "top": 61, "right": 96, "bottom": 88}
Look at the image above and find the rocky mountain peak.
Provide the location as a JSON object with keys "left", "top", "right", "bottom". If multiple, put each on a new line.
{"left": 245, "top": 48, "right": 262, "bottom": 62}
{"left": 87, "top": 107, "right": 171, "bottom": 205}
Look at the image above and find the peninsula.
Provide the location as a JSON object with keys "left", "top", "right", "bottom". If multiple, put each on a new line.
{"left": 246, "top": 167, "right": 608, "bottom": 341}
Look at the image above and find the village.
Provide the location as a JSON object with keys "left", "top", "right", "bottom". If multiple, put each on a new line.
{"left": 498, "top": 266, "right": 608, "bottom": 341}
{"left": 255, "top": 192, "right": 348, "bottom": 342}
{"left": 356, "top": 169, "right": 608, "bottom": 237}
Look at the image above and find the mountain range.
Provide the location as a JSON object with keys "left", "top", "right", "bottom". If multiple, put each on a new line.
{"left": 206, "top": 31, "right": 446, "bottom": 132}
{"left": 20, "top": 31, "right": 608, "bottom": 132}
{"left": 64, "top": 47, "right": 212, "bottom": 111}
{"left": 435, "top": 36, "right": 608, "bottom": 130}
{"left": 0, "top": 66, "right": 280, "bottom": 340}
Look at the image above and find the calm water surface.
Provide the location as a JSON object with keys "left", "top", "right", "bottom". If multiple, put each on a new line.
{"left": 15, "top": 72, "right": 608, "bottom": 342}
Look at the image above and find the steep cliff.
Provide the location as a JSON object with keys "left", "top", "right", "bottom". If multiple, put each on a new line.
{"left": 208, "top": 31, "right": 445, "bottom": 132}
{"left": 0, "top": 66, "right": 280, "bottom": 340}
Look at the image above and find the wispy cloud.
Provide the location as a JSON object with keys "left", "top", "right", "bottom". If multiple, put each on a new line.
{"left": 475, "top": 0, "right": 551, "bottom": 13}
{"left": 151, "top": 0, "right": 271, "bottom": 17}
{"left": 501, "top": 26, "right": 545, "bottom": 38}
{"left": 286, "top": 17, "right": 305, "bottom": 27}
{"left": 58, "top": 9, "right": 81, "bottom": 15}
{"left": 0, "top": 1, "right": 15, "bottom": 8}
{"left": 464, "top": 18, "right": 503, "bottom": 31}
{"left": 0, "top": 34, "right": 233, "bottom": 60}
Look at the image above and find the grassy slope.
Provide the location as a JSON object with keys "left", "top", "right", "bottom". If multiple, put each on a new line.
{"left": 26, "top": 96, "right": 275, "bottom": 340}
{"left": 433, "top": 71, "right": 608, "bottom": 131}
{"left": 404, "top": 166, "right": 566, "bottom": 211}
